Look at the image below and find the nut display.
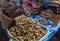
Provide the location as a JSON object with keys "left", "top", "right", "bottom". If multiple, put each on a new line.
{"left": 2, "top": 7, "right": 25, "bottom": 18}
{"left": 40, "top": 9, "right": 54, "bottom": 20}
{"left": 48, "top": 3, "right": 60, "bottom": 14}
{"left": 36, "top": 17, "right": 48, "bottom": 26}
{"left": 51, "top": 18, "right": 58, "bottom": 27}
{"left": 40, "top": 9, "right": 60, "bottom": 27}
{"left": 9, "top": 17, "right": 47, "bottom": 41}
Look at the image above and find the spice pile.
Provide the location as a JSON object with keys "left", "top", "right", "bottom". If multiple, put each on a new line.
{"left": 9, "top": 17, "right": 47, "bottom": 41}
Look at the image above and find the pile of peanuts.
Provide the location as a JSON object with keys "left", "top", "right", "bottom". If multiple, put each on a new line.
{"left": 9, "top": 17, "right": 47, "bottom": 41}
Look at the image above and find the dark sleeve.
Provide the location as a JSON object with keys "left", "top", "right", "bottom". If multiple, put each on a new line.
{"left": 0, "top": 22, "right": 9, "bottom": 41}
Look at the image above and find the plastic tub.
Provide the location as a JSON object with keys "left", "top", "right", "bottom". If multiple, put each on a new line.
{"left": 7, "top": 16, "right": 55, "bottom": 41}
{"left": 29, "top": 15, "right": 53, "bottom": 29}
{"left": 7, "top": 24, "right": 55, "bottom": 41}
{"left": 7, "top": 16, "right": 48, "bottom": 41}
{"left": 7, "top": 26, "right": 48, "bottom": 41}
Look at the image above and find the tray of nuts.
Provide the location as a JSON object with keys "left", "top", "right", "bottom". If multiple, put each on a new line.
{"left": 29, "top": 15, "right": 53, "bottom": 29}
{"left": 7, "top": 16, "right": 49, "bottom": 41}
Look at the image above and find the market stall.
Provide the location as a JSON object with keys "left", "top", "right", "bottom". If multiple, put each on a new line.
{"left": 0, "top": 0, "right": 60, "bottom": 41}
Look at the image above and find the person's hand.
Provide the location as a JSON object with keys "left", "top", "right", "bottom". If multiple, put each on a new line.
{"left": 1, "top": 12, "right": 14, "bottom": 29}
